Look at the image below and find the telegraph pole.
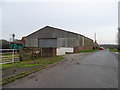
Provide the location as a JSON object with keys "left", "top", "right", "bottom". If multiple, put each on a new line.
{"left": 94, "top": 33, "right": 97, "bottom": 43}
{"left": 12, "top": 34, "right": 15, "bottom": 41}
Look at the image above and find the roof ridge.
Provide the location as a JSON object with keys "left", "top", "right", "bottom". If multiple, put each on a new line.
{"left": 26, "top": 25, "right": 93, "bottom": 40}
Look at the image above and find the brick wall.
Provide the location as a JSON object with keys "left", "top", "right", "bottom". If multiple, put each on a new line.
{"left": 74, "top": 46, "right": 93, "bottom": 53}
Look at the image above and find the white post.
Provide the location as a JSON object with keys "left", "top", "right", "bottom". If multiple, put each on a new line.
{"left": 12, "top": 49, "right": 14, "bottom": 63}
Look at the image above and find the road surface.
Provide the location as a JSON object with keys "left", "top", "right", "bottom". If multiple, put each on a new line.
{"left": 3, "top": 49, "right": 118, "bottom": 88}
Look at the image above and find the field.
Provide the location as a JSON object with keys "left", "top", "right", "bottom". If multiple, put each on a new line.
{"left": 109, "top": 49, "right": 120, "bottom": 52}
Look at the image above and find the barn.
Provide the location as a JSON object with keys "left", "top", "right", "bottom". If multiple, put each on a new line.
{"left": 25, "top": 26, "right": 94, "bottom": 55}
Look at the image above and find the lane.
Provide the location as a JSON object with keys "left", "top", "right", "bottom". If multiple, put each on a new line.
{"left": 3, "top": 49, "right": 118, "bottom": 88}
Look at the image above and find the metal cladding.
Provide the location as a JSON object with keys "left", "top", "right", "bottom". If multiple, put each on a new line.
{"left": 25, "top": 26, "right": 94, "bottom": 48}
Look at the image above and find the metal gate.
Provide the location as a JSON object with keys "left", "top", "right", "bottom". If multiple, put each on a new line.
{"left": 0, "top": 49, "right": 20, "bottom": 64}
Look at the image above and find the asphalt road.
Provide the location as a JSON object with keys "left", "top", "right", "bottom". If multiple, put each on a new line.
{"left": 3, "top": 49, "right": 118, "bottom": 88}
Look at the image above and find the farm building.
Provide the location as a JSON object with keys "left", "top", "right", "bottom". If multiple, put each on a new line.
{"left": 9, "top": 37, "right": 26, "bottom": 49}
{"left": 0, "top": 39, "right": 9, "bottom": 49}
{"left": 25, "top": 26, "right": 94, "bottom": 55}
{"left": 9, "top": 41, "right": 24, "bottom": 49}
{"left": 0, "top": 37, "right": 26, "bottom": 49}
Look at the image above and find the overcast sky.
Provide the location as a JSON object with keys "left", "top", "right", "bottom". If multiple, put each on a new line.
{"left": 1, "top": 0, "right": 119, "bottom": 44}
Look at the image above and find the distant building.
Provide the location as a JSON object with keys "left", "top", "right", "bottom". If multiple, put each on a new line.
{"left": 0, "top": 39, "right": 9, "bottom": 49}
{"left": 25, "top": 26, "right": 94, "bottom": 55}
{"left": 0, "top": 37, "right": 26, "bottom": 49}
{"left": 9, "top": 37, "right": 26, "bottom": 49}
{"left": 9, "top": 41, "right": 24, "bottom": 49}
{"left": 100, "top": 44, "right": 118, "bottom": 49}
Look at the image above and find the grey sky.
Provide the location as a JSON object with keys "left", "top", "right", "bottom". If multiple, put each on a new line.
{"left": 1, "top": 0, "right": 119, "bottom": 44}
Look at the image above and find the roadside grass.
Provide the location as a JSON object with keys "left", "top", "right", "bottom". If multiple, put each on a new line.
{"left": 76, "top": 49, "right": 98, "bottom": 53}
{"left": 2, "top": 56, "right": 64, "bottom": 70}
{"left": 2, "top": 65, "right": 47, "bottom": 85}
{"left": 1, "top": 49, "right": 98, "bottom": 85}
{"left": 1, "top": 56, "right": 64, "bottom": 85}
{"left": 2, "top": 65, "right": 46, "bottom": 85}
{"left": 109, "top": 49, "right": 120, "bottom": 52}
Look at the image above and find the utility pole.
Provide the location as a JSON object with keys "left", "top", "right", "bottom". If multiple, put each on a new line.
{"left": 12, "top": 34, "right": 15, "bottom": 41}
{"left": 94, "top": 33, "right": 97, "bottom": 43}
{"left": 94, "top": 33, "right": 97, "bottom": 49}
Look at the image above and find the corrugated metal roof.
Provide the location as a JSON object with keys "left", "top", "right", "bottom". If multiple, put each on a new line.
{"left": 26, "top": 26, "right": 93, "bottom": 41}
{"left": 9, "top": 41, "right": 23, "bottom": 44}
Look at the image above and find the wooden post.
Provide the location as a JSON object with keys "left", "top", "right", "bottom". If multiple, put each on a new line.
{"left": 41, "top": 48, "right": 42, "bottom": 57}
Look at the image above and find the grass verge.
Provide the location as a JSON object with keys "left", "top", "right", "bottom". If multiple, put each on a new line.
{"left": 1, "top": 56, "right": 64, "bottom": 85}
{"left": 76, "top": 49, "right": 98, "bottom": 53}
{"left": 2, "top": 65, "right": 46, "bottom": 85}
{"left": 2, "top": 56, "right": 64, "bottom": 70}
{"left": 109, "top": 49, "right": 120, "bottom": 52}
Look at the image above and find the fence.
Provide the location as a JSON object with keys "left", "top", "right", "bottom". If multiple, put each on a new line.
{"left": 0, "top": 49, "right": 20, "bottom": 64}
{"left": 19, "top": 47, "right": 56, "bottom": 61}
{"left": 0, "top": 48, "right": 57, "bottom": 63}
